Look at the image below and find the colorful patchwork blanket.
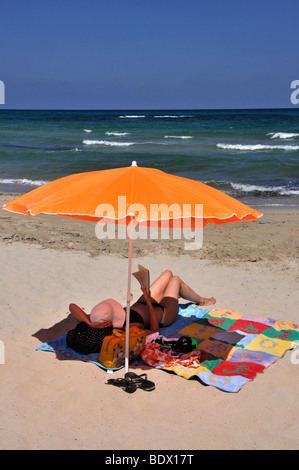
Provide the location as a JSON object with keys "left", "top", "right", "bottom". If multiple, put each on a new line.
{"left": 141, "top": 304, "right": 299, "bottom": 392}
{"left": 36, "top": 304, "right": 299, "bottom": 392}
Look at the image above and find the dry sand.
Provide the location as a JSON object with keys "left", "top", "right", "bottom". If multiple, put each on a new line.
{"left": 0, "top": 192, "right": 298, "bottom": 450}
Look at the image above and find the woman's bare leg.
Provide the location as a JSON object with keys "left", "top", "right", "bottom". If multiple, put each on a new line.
{"left": 146, "top": 269, "right": 173, "bottom": 302}
{"left": 133, "top": 270, "right": 216, "bottom": 328}
{"left": 162, "top": 276, "right": 216, "bottom": 306}
{"left": 135, "top": 269, "right": 216, "bottom": 306}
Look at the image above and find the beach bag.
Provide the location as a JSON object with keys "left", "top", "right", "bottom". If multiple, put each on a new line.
{"left": 66, "top": 322, "right": 113, "bottom": 355}
{"left": 98, "top": 326, "right": 146, "bottom": 369}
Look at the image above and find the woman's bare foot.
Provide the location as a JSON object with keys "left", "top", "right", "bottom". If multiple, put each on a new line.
{"left": 197, "top": 297, "right": 216, "bottom": 306}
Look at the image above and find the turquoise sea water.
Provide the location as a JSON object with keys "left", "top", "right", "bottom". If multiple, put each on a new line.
{"left": 0, "top": 109, "right": 298, "bottom": 207}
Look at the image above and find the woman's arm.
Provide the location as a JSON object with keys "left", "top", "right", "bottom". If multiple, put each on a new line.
{"left": 69, "top": 303, "right": 112, "bottom": 329}
{"left": 141, "top": 287, "right": 160, "bottom": 334}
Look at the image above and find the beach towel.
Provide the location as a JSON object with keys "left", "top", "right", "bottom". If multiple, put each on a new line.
{"left": 36, "top": 304, "right": 299, "bottom": 391}
{"left": 35, "top": 304, "right": 207, "bottom": 372}
{"left": 141, "top": 305, "right": 299, "bottom": 392}
{"left": 36, "top": 331, "right": 122, "bottom": 371}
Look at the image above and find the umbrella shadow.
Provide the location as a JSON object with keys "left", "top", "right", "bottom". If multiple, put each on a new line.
{"left": 32, "top": 314, "right": 76, "bottom": 343}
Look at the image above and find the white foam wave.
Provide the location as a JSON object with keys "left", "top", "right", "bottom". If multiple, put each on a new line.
{"left": 0, "top": 178, "right": 48, "bottom": 187}
{"left": 119, "top": 115, "right": 145, "bottom": 119}
{"left": 83, "top": 139, "right": 134, "bottom": 147}
{"left": 164, "top": 135, "right": 193, "bottom": 139}
{"left": 105, "top": 131, "right": 131, "bottom": 136}
{"left": 217, "top": 143, "right": 299, "bottom": 151}
{"left": 231, "top": 182, "right": 299, "bottom": 196}
{"left": 268, "top": 132, "right": 299, "bottom": 139}
{"left": 154, "top": 115, "right": 193, "bottom": 118}
{"left": 83, "top": 129, "right": 92, "bottom": 133}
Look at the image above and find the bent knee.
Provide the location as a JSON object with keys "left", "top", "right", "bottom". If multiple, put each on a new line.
{"left": 163, "top": 269, "right": 173, "bottom": 278}
{"left": 166, "top": 275, "right": 181, "bottom": 290}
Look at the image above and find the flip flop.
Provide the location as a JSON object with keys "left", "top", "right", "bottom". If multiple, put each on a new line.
{"left": 106, "top": 377, "right": 137, "bottom": 393}
{"left": 124, "top": 372, "right": 155, "bottom": 391}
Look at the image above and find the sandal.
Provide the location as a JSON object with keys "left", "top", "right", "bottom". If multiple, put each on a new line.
{"left": 106, "top": 377, "right": 137, "bottom": 393}
{"left": 124, "top": 372, "right": 155, "bottom": 391}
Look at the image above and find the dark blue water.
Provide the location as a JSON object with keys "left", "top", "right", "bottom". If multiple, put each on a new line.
{"left": 0, "top": 109, "right": 298, "bottom": 207}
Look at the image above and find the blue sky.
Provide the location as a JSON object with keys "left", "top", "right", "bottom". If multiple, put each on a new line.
{"left": 1, "top": 0, "right": 298, "bottom": 109}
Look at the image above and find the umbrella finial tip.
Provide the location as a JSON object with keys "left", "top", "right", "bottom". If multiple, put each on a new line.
{"left": 131, "top": 160, "right": 137, "bottom": 167}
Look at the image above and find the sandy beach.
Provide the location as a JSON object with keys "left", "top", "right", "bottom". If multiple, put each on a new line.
{"left": 0, "top": 191, "right": 298, "bottom": 450}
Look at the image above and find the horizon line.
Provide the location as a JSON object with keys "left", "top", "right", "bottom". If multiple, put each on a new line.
{"left": 0, "top": 106, "right": 298, "bottom": 112}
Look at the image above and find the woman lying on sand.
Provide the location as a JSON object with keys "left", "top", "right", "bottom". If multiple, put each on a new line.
{"left": 69, "top": 270, "right": 216, "bottom": 334}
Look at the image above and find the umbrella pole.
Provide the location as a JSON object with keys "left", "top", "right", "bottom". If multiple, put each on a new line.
{"left": 125, "top": 221, "right": 134, "bottom": 374}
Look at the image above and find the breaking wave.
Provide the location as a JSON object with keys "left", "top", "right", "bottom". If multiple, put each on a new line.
{"left": 267, "top": 132, "right": 299, "bottom": 139}
{"left": 227, "top": 182, "right": 299, "bottom": 196}
{"left": 82, "top": 139, "right": 134, "bottom": 147}
{"left": 217, "top": 143, "right": 299, "bottom": 151}
{"left": 0, "top": 178, "right": 48, "bottom": 187}
{"left": 105, "top": 132, "right": 131, "bottom": 136}
{"left": 118, "top": 115, "right": 145, "bottom": 119}
{"left": 154, "top": 115, "right": 194, "bottom": 118}
{"left": 164, "top": 135, "right": 193, "bottom": 139}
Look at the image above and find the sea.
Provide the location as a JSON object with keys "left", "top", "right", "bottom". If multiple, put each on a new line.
{"left": 0, "top": 108, "right": 299, "bottom": 208}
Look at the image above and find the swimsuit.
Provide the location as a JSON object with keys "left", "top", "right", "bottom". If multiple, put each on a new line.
{"left": 134, "top": 300, "right": 166, "bottom": 326}
{"left": 129, "top": 308, "right": 145, "bottom": 325}
{"left": 123, "top": 307, "right": 145, "bottom": 326}
{"left": 123, "top": 301, "right": 165, "bottom": 328}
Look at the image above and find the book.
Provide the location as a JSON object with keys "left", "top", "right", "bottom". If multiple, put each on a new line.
{"left": 132, "top": 265, "right": 150, "bottom": 294}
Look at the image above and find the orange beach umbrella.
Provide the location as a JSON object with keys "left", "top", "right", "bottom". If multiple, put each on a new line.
{"left": 3, "top": 161, "right": 262, "bottom": 226}
{"left": 3, "top": 161, "right": 262, "bottom": 372}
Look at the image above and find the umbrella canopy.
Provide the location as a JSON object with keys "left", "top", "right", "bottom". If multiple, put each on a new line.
{"left": 3, "top": 161, "right": 262, "bottom": 372}
{"left": 3, "top": 161, "right": 262, "bottom": 226}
